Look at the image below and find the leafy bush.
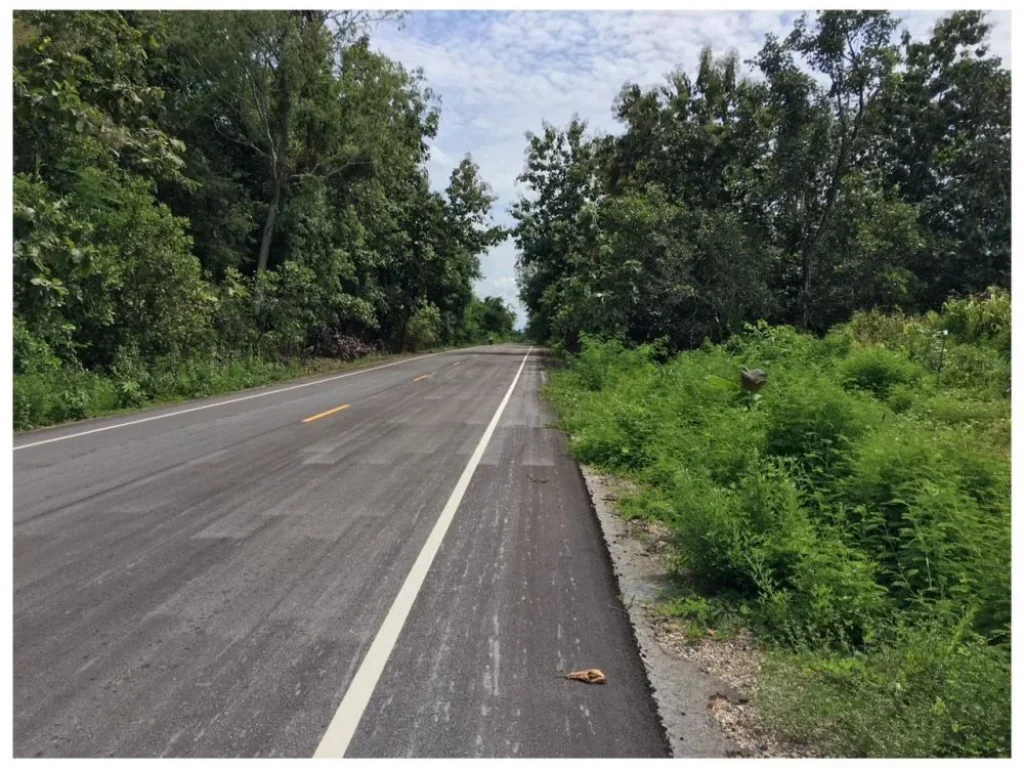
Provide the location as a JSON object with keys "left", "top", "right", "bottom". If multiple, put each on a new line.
{"left": 725, "top": 320, "right": 823, "bottom": 367}
{"left": 885, "top": 383, "right": 917, "bottom": 414}
{"left": 938, "top": 287, "right": 1010, "bottom": 357}
{"left": 843, "top": 422, "right": 1009, "bottom": 637}
{"left": 572, "top": 334, "right": 660, "bottom": 391}
{"left": 14, "top": 368, "right": 119, "bottom": 430}
{"left": 111, "top": 344, "right": 152, "bottom": 408}
{"left": 763, "top": 376, "right": 882, "bottom": 476}
{"left": 12, "top": 316, "right": 62, "bottom": 375}
{"left": 938, "top": 343, "right": 1010, "bottom": 396}
{"left": 910, "top": 393, "right": 1009, "bottom": 428}
{"left": 405, "top": 302, "right": 442, "bottom": 351}
{"left": 844, "top": 307, "right": 912, "bottom": 348}
{"left": 837, "top": 345, "right": 923, "bottom": 397}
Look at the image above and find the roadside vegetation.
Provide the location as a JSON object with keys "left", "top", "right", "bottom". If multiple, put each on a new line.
{"left": 15, "top": 347, "right": 451, "bottom": 433}
{"left": 13, "top": 10, "right": 514, "bottom": 431}
{"left": 547, "top": 290, "right": 1010, "bottom": 757}
{"left": 519, "top": 11, "right": 1009, "bottom": 755}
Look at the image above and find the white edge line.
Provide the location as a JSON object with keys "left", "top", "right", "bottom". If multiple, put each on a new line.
{"left": 313, "top": 346, "right": 533, "bottom": 758}
{"left": 13, "top": 347, "right": 485, "bottom": 451}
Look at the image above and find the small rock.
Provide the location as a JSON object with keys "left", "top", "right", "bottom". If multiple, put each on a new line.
{"left": 740, "top": 368, "right": 768, "bottom": 392}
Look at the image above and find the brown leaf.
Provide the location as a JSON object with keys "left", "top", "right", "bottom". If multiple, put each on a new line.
{"left": 565, "top": 668, "right": 607, "bottom": 684}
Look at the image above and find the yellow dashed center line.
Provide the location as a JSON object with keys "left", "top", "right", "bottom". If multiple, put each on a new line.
{"left": 413, "top": 374, "right": 431, "bottom": 382}
{"left": 302, "top": 404, "right": 350, "bottom": 424}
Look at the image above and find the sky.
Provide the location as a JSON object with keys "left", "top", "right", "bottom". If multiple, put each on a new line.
{"left": 371, "top": 10, "right": 1013, "bottom": 329}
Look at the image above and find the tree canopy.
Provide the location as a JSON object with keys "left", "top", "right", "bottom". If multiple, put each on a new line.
{"left": 513, "top": 11, "right": 1010, "bottom": 351}
{"left": 13, "top": 10, "right": 506, "bottom": 389}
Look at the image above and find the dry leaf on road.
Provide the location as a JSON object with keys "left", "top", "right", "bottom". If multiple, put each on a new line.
{"left": 564, "top": 669, "right": 607, "bottom": 684}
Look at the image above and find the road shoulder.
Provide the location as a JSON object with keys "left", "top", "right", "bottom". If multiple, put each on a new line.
{"left": 579, "top": 466, "right": 745, "bottom": 757}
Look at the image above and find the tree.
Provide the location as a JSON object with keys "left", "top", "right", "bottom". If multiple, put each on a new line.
{"left": 13, "top": 11, "right": 212, "bottom": 372}
{"left": 873, "top": 11, "right": 1011, "bottom": 307}
{"left": 512, "top": 118, "right": 601, "bottom": 348}
{"left": 154, "top": 11, "right": 398, "bottom": 272}
{"left": 514, "top": 10, "right": 1008, "bottom": 349}
{"left": 760, "top": 12, "right": 901, "bottom": 328}
{"left": 12, "top": 8, "right": 504, "bottom": 421}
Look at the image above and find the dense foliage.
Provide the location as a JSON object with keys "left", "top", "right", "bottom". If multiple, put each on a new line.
{"left": 548, "top": 289, "right": 1010, "bottom": 756}
{"left": 524, "top": 12, "right": 1011, "bottom": 755}
{"left": 513, "top": 11, "right": 1010, "bottom": 350}
{"left": 13, "top": 10, "right": 507, "bottom": 429}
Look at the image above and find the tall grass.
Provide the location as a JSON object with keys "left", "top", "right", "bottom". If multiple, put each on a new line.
{"left": 547, "top": 291, "right": 1010, "bottom": 757}
{"left": 12, "top": 349, "right": 420, "bottom": 431}
{"left": 13, "top": 354, "right": 302, "bottom": 430}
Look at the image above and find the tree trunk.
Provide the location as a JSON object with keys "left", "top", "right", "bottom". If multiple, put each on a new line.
{"left": 801, "top": 248, "right": 812, "bottom": 329}
{"left": 397, "top": 315, "right": 408, "bottom": 353}
{"left": 256, "top": 13, "right": 299, "bottom": 273}
{"left": 256, "top": 179, "right": 281, "bottom": 272}
{"left": 800, "top": 117, "right": 856, "bottom": 330}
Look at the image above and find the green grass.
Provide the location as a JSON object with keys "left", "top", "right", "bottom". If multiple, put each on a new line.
{"left": 13, "top": 344, "right": 475, "bottom": 433}
{"left": 545, "top": 293, "right": 1010, "bottom": 757}
{"left": 758, "top": 617, "right": 1011, "bottom": 757}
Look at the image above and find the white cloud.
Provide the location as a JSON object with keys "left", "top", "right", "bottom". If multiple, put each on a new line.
{"left": 373, "top": 10, "right": 1013, "bottom": 329}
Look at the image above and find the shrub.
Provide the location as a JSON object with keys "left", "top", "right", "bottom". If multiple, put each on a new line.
{"left": 840, "top": 422, "right": 1008, "bottom": 627}
{"left": 667, "top": 458, "right": 886, "bottom": 648}
{"left": 938, "top": 343, "right": 1010, "bottom": 396}
{"left": 111, "top": 344, "right": 152, "bottom": 408}
{"left": 13, "top": 368, "right": 119, "bottom": 430}
{"left": 547, "top": 300, "right": 1010, "bottom": 756}
{"left": 13, "top": 374, "right": 51, "bottom": 430}
{"left": 911, "top": 393, "right": 1009, "bottom": 428}
{"left": 763, "top": 375, "right": 882, "bottom": 476}
{"left": 837, "top": 346, "right": 923, "bottom": 398}
{"left": 405, "top": 302, "right": 442, "bottom": 351}
{"left": 886, "top": 383, "right": 917, "bottom": 414}
{"left": 725, "top": 320, "right": 821, "bottom": 366}
{"left": 12, "top": 316, "right": 62, "bottom": 375}
{"left": 938, "top": 287, "right": 1011, "bottom": 357}
{"left": 845, "top": 307, "right": 911, "bottom": 348}
{"left": 572, "top": 334, "right": 657, "bottom": 391}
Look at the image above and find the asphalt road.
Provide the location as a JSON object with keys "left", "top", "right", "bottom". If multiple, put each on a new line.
{"left": 13, "top": 344, "right": 668, "bottom": 758}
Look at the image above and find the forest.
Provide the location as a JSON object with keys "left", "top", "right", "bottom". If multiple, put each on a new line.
{"left": 512, "top": 11, "right": 1009, "bottom": 352}
{"left": 13, "top": 10, "right": 515, "bottom": 429}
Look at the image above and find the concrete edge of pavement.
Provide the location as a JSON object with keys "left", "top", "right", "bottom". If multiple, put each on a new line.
{"left": 578, "top": 464, "right": 744, "bottom": 758}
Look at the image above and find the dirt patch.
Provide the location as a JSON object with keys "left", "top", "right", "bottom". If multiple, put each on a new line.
{"left": 580, "top": 466, "right": 817, "bottom": 758}
{"left": 655, "top": 621, "right": 818, "bottom": 758}
{"left": 655, "top": 622, "right": 762, "bottom": 695}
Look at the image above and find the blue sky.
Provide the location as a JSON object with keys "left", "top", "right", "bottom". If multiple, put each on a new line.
{"left": 371, "top": 11, "right": 1013, "bottom": 328}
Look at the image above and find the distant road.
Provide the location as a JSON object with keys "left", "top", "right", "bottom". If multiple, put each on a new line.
{"left": 14, "top": 344, "right": 668, "bottom": 757}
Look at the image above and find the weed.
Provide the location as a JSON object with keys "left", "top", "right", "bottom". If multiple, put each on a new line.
{"left": 547, "top": 295, "right": 1010, "bottom": 756}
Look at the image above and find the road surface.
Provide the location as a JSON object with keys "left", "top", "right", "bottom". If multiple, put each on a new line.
{"left": 13, "top": 345, "right": 668, "bottom": 757}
